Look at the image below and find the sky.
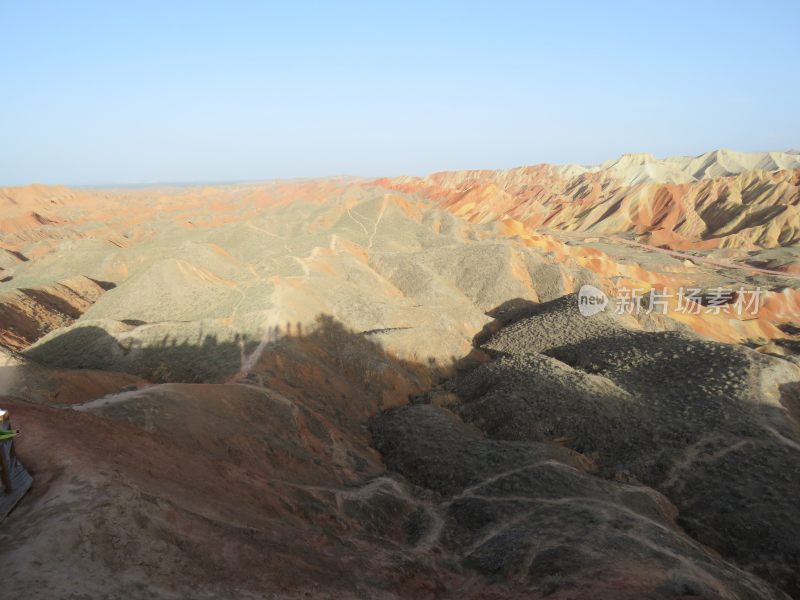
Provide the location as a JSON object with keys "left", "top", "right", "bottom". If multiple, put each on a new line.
{"left": 1, "top": 0, "right": 798, "bottom": 186}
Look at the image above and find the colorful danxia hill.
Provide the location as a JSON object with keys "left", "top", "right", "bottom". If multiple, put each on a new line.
{"left": 1, "top": 149, "right": 799, "bottom": 599}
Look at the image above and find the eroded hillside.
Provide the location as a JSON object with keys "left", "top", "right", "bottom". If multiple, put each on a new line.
{"left": 377, "top": 150, "right": 800, "bottom": 257}
{"left": 1, "top": 151, "right": 799, "bottom": 598}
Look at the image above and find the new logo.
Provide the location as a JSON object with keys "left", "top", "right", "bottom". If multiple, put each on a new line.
{"left": 578, "top": 285, "right": 608, "bottom": 316}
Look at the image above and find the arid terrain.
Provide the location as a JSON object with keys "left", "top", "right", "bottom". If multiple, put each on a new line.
{"left": 1, "top": 150, "right": 799, "bottom": 599}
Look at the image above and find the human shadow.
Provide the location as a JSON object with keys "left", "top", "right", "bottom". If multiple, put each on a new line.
{"left": 19, "top": 313, "right": 457, "bottom": 394}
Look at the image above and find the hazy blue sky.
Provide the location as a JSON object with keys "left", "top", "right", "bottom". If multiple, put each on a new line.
{"left": 2, "top": 1, "right": 798, "bottom": 185}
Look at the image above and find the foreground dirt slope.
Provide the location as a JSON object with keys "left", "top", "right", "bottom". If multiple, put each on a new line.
{"left": 1, "top": 326, "right": 446, "bottom": 599}
{"left": 3, "top": 310, "right": 798, "bottom": 599}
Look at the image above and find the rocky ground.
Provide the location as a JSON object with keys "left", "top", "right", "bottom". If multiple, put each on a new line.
{"left": 384, "top": 294, "right": 800, "bottom": 598}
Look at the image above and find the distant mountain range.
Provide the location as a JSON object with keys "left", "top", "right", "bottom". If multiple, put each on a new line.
{"left": 377, "top": 149, "right": 800, "bottom": 251}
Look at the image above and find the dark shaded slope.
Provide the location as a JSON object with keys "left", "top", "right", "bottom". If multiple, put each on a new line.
{"left": 416, "top": 294, "right": 800, "bottom": 597}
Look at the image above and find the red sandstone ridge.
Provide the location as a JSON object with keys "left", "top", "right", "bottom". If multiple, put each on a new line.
{"left": 373, "top": 150, "right": 800, "bottom": 256}
{"left": 0, "top": 276, "right": 111, "bottom": 351}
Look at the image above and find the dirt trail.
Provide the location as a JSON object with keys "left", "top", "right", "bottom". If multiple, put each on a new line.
{"left": 608, "top": 235, "right": 800, "bottom": 279}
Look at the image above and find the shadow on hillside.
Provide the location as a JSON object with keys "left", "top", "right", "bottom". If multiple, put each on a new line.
{"left": 472, "top": 298, "right": 541, "bottom": 346}
{"left": 17, "top": 313, "right": 485, "bottom": 395}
